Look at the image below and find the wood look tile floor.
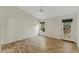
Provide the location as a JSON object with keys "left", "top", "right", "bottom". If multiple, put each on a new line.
{"left": 1, "top": 36, "right": 79, "bottom": 53}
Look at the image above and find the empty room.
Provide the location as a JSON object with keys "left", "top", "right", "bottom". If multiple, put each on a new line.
{"left": 0, "top": 6, "right": 79, "bottom": 53}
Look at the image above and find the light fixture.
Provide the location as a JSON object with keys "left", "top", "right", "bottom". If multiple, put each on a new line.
{"left": 38, "top": 6, "right": 44, "bottom": 15}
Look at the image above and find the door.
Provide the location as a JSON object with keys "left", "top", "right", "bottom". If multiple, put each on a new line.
{"left": 62, "top": 22, "right": 71, "bottom": 41}
{"left": 63, "top": 22, "right": 71, "bottom": 40}
{"left": 7, "top": 19, "right": 16, "bottom": 43}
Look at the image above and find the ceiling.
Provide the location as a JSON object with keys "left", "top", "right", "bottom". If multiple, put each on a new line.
{"left": 18, "top": 6, "right": 79, "bottom": 19}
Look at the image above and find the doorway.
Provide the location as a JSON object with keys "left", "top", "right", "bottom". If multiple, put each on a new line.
{"left": 62, "top": 19, "right": 73, "bottom": 41}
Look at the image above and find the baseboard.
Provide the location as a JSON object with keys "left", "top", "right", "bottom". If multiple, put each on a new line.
{"left": 40, "top": 35, "right": 61, "bottom": 40}
{"left": 61, "top": 39, "right": 76, "bottom": 44}
{"left": 1, "top": 35, "right": 38, "bottom": 45}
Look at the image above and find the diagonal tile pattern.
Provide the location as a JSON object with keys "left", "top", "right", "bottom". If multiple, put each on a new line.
{"left": 1, "top": 36, "right": 79, "bottom": 53}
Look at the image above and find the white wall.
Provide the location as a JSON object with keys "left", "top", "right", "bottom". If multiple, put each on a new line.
{"left": 0, "top": 7, "right": 39, "bottom": 44}
{"left": 76, "top": 11, "right": 79, "bottom": 48}
{"left": 40, "top": 13, "right": 77, "bottom": 42}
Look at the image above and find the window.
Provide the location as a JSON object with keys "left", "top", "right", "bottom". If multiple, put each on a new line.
{"left": 40, "top": 22, "right": 45, "bottom": 32}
